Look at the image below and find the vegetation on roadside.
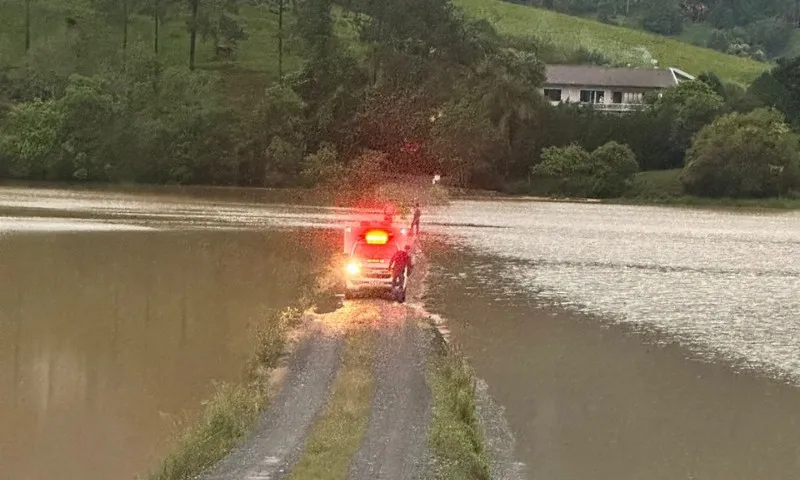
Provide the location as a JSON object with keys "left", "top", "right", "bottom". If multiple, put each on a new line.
{"left": 428, "top": 343, "right": 491, "bottom": 480}
{"left": 287, "top": 328, "right": 375, "bottom": 480}
{"left": 146, "top": 303, "right": 308, "bottom": 480}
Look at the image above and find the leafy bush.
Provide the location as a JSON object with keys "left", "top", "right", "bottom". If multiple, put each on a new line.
{"left": 682, "top": 108, "right": 800, "bottom": 197}
{"left": 532, "top": 141, "right": 639, "bottom": 198}
{"left": 301, "top": 143, "right": 344, "bottom": 186}
{"left": 589, "top": 141, "right": 639, "bottom": 197}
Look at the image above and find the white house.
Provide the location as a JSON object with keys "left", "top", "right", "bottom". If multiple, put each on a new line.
{"left": 542, "top": 65, "right": 695, "bottom": 112}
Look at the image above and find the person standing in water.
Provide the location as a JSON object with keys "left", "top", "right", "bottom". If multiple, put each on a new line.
{"left": 411, "top": 203, "right": 421, "bottom": 235}
{"left": 388, "top": 245, "right": 411, "bottom": 290}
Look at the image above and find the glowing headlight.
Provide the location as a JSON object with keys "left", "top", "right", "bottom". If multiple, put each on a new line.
{"left": 345, "top": 262, "right": 361, "bottom": 276}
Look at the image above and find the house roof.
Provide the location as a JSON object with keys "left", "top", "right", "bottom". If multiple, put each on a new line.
{"left": 544, "top": 65, "right": 693, "bottom": 89}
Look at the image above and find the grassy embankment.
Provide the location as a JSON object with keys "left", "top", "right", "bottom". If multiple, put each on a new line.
{"left": 428, "top": 342, "right": 492, "bottom": 480}
{"left": 619, "top": 169, "right": 800, "bottom": 209}
{"left": 455, "top": 0, "right": 769, "bottom": 85}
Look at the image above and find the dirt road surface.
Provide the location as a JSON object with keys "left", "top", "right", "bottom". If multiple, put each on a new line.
{"left": 199, "top": 247, "right": 523, "bottom": 480}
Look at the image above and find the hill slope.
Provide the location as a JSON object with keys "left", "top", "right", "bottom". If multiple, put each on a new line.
{"left": 455, "top": 0, "right": 769, "bottom": 84}
{"left": 1, "top": 0, "right": 768, "bottom": 86}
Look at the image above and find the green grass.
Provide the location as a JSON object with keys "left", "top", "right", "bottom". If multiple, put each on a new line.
{"left": 626, "top": 169, "right": 685, "bottom": 199}
{"left": 454, "top": 0, "right": 769, "bottom": 84}
{"left": 0, "top": 1, "right": 360, "bottom": 83}
{"left": 677, "top": 22, "right": 715, "bottom": 48}
{"left": 146, "top": 305, "right": 306, "bottom": 480}
{"left": 287, "top": 328, "right": 375, "bottom": 480}
{"left": 428, "top": 343, "right": 491, "bottom": 480}
{"left": 618, "top": 169, "right": 800, "bottom": 209}
{"left": 612, "top": 194, "right": 800, "bottom": 209}
{"left": 2, "top": 0, "right": 769, "bottom": 86}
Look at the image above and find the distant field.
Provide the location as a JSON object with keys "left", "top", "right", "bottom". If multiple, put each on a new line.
{"left": 0, "top": 0, "right": 770, "bottom": 87}
{"left": 454, "top": 0, "right": 769, "bottom": 84}
{"left": 0, "top": 1, "right": 360, "bottom": 80}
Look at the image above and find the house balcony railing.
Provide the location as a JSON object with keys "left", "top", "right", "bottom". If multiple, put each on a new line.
{"left": 548, "top": 101, "right": 649, "bottom": 112}
{"left": 590, "top": 102, "right": 648, "bottom": 112}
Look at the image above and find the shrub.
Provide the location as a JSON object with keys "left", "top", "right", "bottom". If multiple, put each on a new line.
{"left": 682, "top": 108, "right": 800, "bottom": 197}
{"left": 532, "top": 141, "right": 639, "bottom": 198}
{"left": 589, "top": 141, "right": 639, "bottom": 197}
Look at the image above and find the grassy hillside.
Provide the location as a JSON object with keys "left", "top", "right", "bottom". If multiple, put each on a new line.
{"left": 1, "top": 0, "right": 769, "bottom": 87}
{"left": 454, "top": 0, "right": 769, "bottom": 84}
{"left": 0, "top": 1, "right": 361, "bottom": 81}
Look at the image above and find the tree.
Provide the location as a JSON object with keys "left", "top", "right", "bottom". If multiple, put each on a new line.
{"left": 266, "top": 0, "right": 292, "bottom": 80}
{"left": 653, "top": 80, "right": 725, "bottom": 165}
{"left": 147, "top": 0, "right": 181, "bottom": 54}
{"left": 196, "top": 0, "right": 247, "bottom": 52}
{"left": 698, "top": 71, "right": 726, "bottom": 100}
{"left": 236, "top": 84, "right": 306, "bottom": 185}
{"left": 749, "top": 56, "right": 800, "bottom": 126}
{"left": 642, "top": 1, "right": 683, "bottom": 35}
{"left": 430, "top": 95, "right": 505, "bottom": 188}
{"left": 683, "top": 108, "right": 800, "bottom": 197}
{"left": 25, "top": 0, "right": 32, "bottom": 52}
{"left": 294, "top": 0, "right": 334, "bottom": 59}
{"left": 188, "top": 0, "right": 199, "bottom": 69}
{"left": 0, "top": 99, "right": 64, "bottom": 178}
{"left": 93, "top": 0, "right": 142, "bottom": 51}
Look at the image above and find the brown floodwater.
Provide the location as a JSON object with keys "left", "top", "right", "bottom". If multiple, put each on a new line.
{"left": 0, "top": 187, "right": 335, "bottom": 480}
{"left": 423, "top": 199, "right": 800, "bottom": 479}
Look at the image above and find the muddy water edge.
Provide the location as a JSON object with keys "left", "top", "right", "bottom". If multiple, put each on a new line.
{"left": 424, "top": 243, "right": 800, "bottom": 480}
{"left": 0, "top": 225, "right": 334, "bottom": 480}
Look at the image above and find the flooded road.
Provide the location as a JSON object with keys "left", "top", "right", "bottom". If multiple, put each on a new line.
{"left": 4, "top": 185, "right": 800, "bottom": 480}
{"left": 0, "top": 187, "right": 337, "bottom": 480}
{"left": 424, "top": 200, "right": 800, "bottom": 479}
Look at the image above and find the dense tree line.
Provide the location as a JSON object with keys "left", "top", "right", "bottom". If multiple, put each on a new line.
{"left": 509, "top": 0, "right": 800, "bottom": 60}
{"left": 1, "top": 0, "right": 799, "bottom": 198}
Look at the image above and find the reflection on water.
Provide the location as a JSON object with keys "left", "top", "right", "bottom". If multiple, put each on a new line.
{"left": 425, "top": 246, "right": 800, "bottom": 480}
{"left": 0, "top": 186, "right": 359, "bottom": 231}
{"left": 0, "top": 228, "right": 325, "bottom": 480}
{"left": 429, "top": 200, "right": 800, "bottom": 383}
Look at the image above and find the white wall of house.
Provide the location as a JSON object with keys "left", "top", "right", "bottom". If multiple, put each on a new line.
{"left": 541, "top": 85, "right": 655, "bottom": 106}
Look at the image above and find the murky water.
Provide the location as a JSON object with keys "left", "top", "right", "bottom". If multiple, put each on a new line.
{"left": 5, "top": 186, "right": 800, "bottom": 479}
{"left": 424, "top": 200, "right": 800, "bottom": 479}
{"left": 428, "top": 200, "right": 800, "bottom": 383}
{"left": 0, "top": 187, "right": 336, "bottom": 480}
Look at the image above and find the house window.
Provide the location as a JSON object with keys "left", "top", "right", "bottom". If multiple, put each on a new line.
{"left": 580, "top": 89, "right": 604, "bottom": 104}
{"left": 544, "top": 88, "right": 562, "bottom": 102}
{"left": 612, "top": 91, "right": 623, "bottom": 104}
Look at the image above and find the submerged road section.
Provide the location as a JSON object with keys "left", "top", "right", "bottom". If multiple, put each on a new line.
{"left": 195, "top": 243, "right": 527, "bottom": 480}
